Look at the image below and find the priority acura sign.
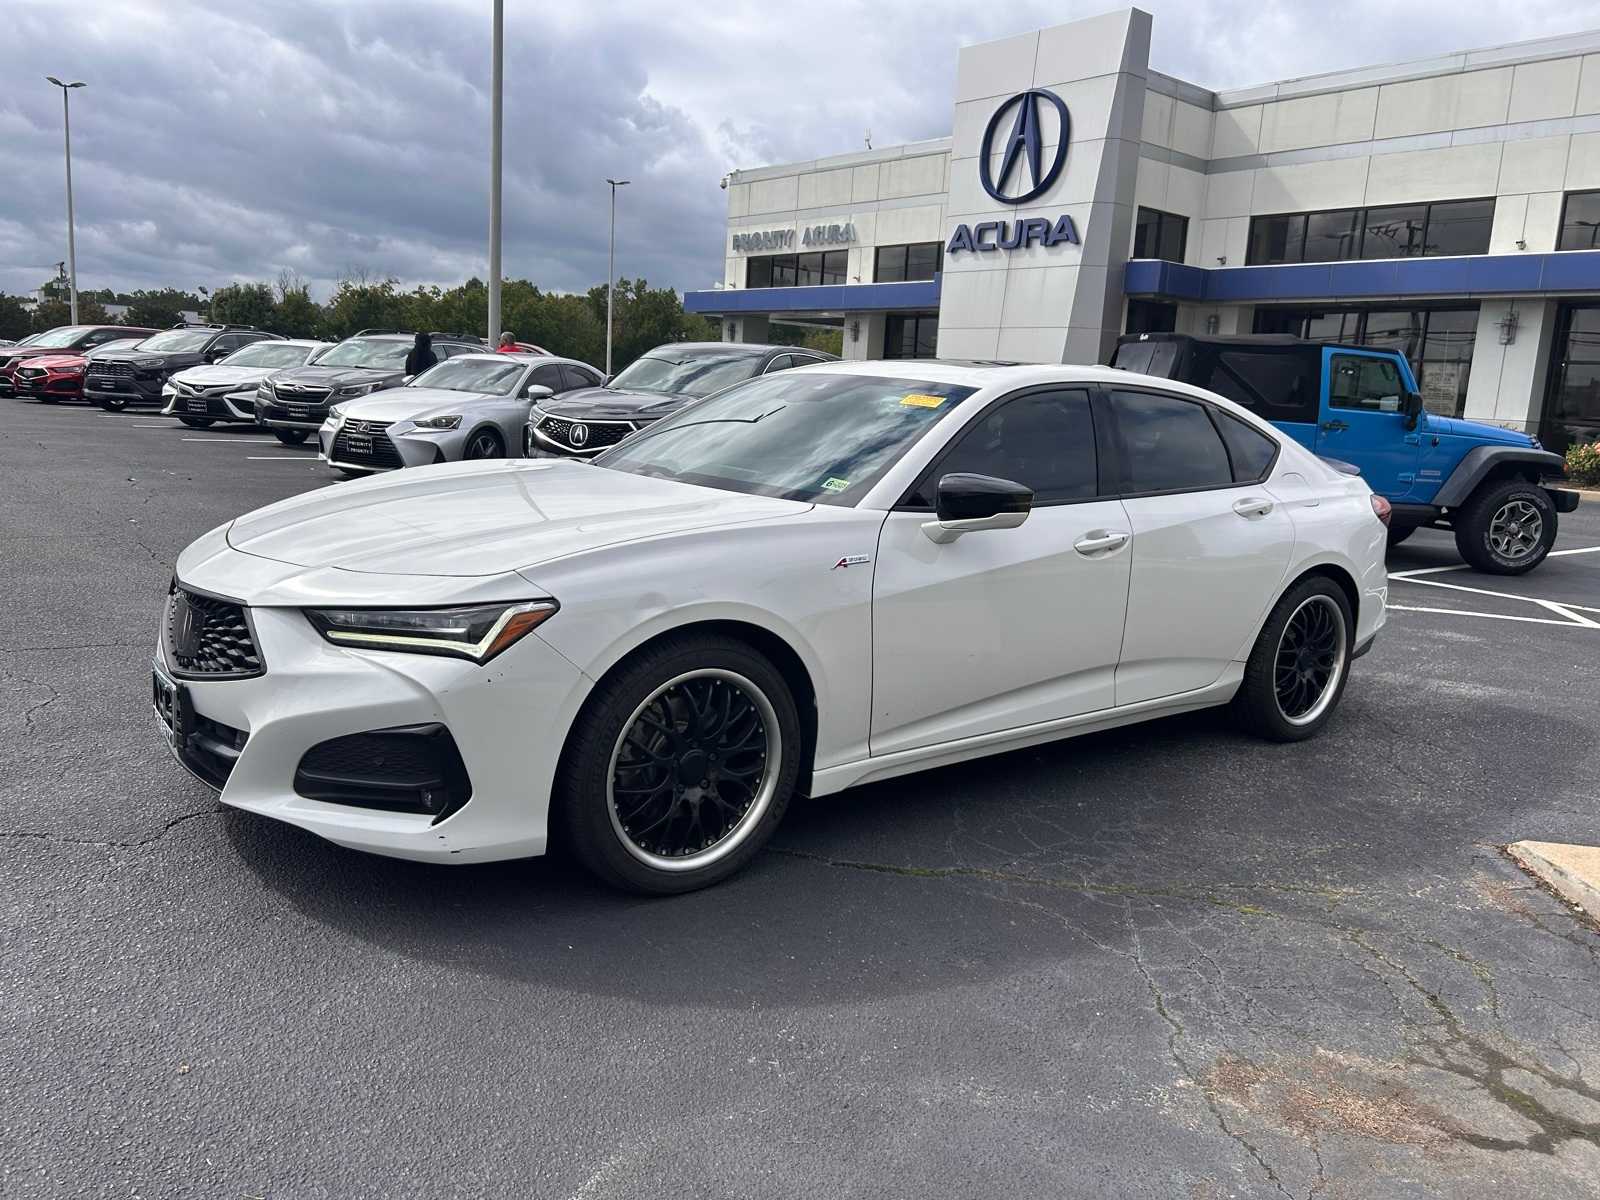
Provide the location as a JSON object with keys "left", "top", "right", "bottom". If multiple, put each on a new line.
{"left": 731, "top": 223, "right": 857, "bottom": 253}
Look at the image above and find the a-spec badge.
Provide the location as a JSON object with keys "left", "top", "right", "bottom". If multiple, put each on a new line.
{"left": 832, "top": 554, "right": 871, "bottom": 570}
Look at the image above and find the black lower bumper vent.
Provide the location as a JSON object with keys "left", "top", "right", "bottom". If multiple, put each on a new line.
{"left": 294, "top": 724, "right": 472, "bottom": 822}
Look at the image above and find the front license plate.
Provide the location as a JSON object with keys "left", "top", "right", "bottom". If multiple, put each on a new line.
{"left": 151, "top": 660, "right": 189, "bottom": 748}
{"left": 345, "top": 434, "right": 372, "bottom": 455}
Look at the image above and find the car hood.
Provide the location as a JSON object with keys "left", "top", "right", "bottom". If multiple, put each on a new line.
{"left": 274, "top": 364, "right": 404, "bottom": 389}
{"left": 19, "top": 353, "right": 87, "bottom": 370}
{"left": 223, "top": 458, "right": 810, "bottom": 577}
{"left": 336, "top": 386, "right": 510, "bottom": 422}
{"left": 539, "top": 386, "right": 694, "bottom": 421}
{"left": 1426, "top": 414, "right": 1535, "bottom": 446}
{"left": 172, "top": 364, "right": 275, "bottom": 388}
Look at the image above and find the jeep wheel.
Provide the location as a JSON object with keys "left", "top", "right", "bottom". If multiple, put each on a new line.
{"left": 178, "top": 416, "right": 214, "bottom": 429}
{"left": 273, "top": 429, "right": 310, "bottom": 446}
{"left": 1454, "top": 480, "right": 1556, "bottom": 575}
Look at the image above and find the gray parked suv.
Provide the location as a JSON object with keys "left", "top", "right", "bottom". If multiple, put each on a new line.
{"left": 254, "top": 329, "right": 485, "bottom": 445}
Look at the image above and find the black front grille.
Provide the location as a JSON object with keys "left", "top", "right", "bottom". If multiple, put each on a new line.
{"left": 332, "top": 422, "right": 403, "bottom": 469}
{"left": 537, "top": 416, "right": 633, "bottom": 451}
{"left": 182, "top": 391, "right": 228, "bottom": 416}
{"left": 295, "top": 724, "right": 473, "bottom": 821}
{"left": 15, "top": 366, "right": 46, "bottom": 381}
{"left": 272, "top": 384, "right": 332, "bottom": 402}
{"left": 88, "top": 360, "right": 136, "bottom": 381}
{"left": 164, "top": 586, "right": 264, "bottom": 678}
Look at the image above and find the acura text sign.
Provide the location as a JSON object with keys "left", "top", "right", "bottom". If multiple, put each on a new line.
{"left": 948, "top": 88, "right": 1081, "bottom": 256}
{"left": 732, "top": 223, "right": 857, "bottom": 253}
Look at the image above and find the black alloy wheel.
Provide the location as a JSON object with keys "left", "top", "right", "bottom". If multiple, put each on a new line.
{"left": 464, "top": 429, "right": 504, "bottom": 460}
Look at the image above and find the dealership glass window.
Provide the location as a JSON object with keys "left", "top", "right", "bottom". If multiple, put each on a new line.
{"left": 1302, "top": 210, "right": 1361, "bottom": 262}
{"left": 1542, "top": 304, "right": 1600, "bottom": 452}
{"left": 1556, "top": 191, "right": 1600, "bottom": 251}
{"left": 1247, "top": 214, "right": 1306, "bottom": 265}
{"left": 1124, "top": 300, "right": 1177, "bottom": 336}
{"left": 1359, "top": 205, "right": 1428, "bottom": 258}
{"left": 1247, "top": 199, "right": 1494, "bottom": 264}
{"left": 1133, "top": 208, "right": 1189, "bottom": 263}
{"left": 1250, "top": 304, "right": 1479, "bottom": 417}
{"left": 1424, "top": 199, "right": 1495, "bottom": 256}
{"left": 884, "top": 313, "right": 939, "bottom": 359}
{"left": 875, "top": 242, "right": 944, "bottom": 283}
{"left": 744, "top": 251, "right": 846, "bottom": 288}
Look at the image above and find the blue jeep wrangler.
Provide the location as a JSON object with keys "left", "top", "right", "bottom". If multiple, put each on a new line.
{"left": 1110, "top": 333, "right": 1580, "bottom": 575}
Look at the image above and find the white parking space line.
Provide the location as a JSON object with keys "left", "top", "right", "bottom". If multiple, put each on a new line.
{"left": 180, "top": 438, "right": 244, "bottom": 443}
{"left": 1388, "top": 547, "right": 1600, "bottom": 630}
{"left": 244, "top": 456, "right": 312, "bottom": 461}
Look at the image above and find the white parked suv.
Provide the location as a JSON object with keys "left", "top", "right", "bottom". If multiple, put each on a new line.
{"left": 152, "top": 361, "right": 1389, "bottom": 893}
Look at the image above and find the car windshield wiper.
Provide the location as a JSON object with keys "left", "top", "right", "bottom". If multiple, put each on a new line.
{"left": 647, "top": 406, "right": 785, "bottom": 436}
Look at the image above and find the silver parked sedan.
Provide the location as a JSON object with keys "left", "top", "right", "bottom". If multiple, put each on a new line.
{"left": 318, "top": 354, "right": 603, "bottom": 475}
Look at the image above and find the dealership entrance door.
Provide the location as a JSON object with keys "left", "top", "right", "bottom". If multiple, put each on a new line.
{"left": 1543, "top": 303, "right": 1600, "bottom": 454}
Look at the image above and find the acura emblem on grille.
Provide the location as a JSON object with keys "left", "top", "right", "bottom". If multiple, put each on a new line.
{"left": 568, "top": 423, "right": 590, "bottom": 448}
{"left": 170, "top": 592, "right": 201, "bottom": 658}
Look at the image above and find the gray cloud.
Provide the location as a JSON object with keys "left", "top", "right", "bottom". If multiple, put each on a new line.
{"left": 7, "top": 0, "right": 1598, "bottom": 302}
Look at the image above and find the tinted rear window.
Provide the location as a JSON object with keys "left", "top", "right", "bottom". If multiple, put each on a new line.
{"left": 1112, "top": 340, "right": 1178, "bottom": 378}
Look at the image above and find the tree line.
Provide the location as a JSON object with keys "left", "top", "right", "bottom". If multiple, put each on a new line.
{"left": 0, "top": 275, "right": 842, "bottom": 367}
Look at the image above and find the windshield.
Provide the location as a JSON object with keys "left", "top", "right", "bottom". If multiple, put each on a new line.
{"left": 12, "top": 333, "right": 43, "bottom": 348}
{"left": 608, "top": 350, "right": 762, "bottom": 398}
{"left": 1111, "top": 339, "right": 1178, "bottom": 378}
{"left": 214, "top": 342, "right": 308, "bottom": 368}
{"left": 29, "top": 326, "right": 95, "bottom": 349}
{"left": 314, "top": 338, "right": 411, "bottom": 368}
{"left": 411, "top": 357, "right": 526, "bottom": 395}
{"left": 595, "top": 372, "right": 976, "bottom": 505}
{"left": 91, "top": 340, "right": 143, "bottom": 355}
{"left": 135, "top": 329, "right": 213, "bottom": 353}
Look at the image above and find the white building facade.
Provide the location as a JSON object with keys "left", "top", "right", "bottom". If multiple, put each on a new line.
{"left": 685, "top": 9, "right": 1600, "bottom": 452}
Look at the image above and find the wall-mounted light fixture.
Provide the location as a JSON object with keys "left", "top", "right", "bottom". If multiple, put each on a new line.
{"left": 1216, "top": 255, "right": 1228, "bottom": 266}
{"left": 1497, "top": 306, "right": 1519, "bottom": 346}
{"left": 1205, "top": 314, "right": 1220, "bottom": 335}
{"left": 1516, "top": 239, "right": 1528, "bottom": 251}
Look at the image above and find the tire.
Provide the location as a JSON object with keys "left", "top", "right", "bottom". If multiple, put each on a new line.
{"left": 555, "top": 634, "right": 802, "bottom": 895}
{"left": 1231, "top": 576, "right": 1353, "bottom": 743}
{"left": 463, "top": 428, "right": 505, "bottom": 460}
{"left": 1453, "top": 478, "right": 1557, "bottom": 575}
{"left": 178, "top": 416, "right": 214, "bottom": 429}
{"left": 273, "top": 428, "right": 310, "bottom": 446}
{"left": 1385, "top": 525, "right": 1416, "bottom": 549}
{"left": 38, "top": 395, "right": 58, "bottom": 405}
{"left": 98, "top": 395, "right": 127, "bottom": 412}
{"left": 334, "top": 468, "right": 366, "bottom": 480}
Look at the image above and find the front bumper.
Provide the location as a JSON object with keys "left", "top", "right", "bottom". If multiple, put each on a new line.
{"left": 13, "top": 374, "right": 83, "bottom": 399}
{"left": 153, "top": 584, "right": 587, "bottom": 863}
{"left": 161, "top": 389, "right": 259, "bottom": 422}
{"left": 85, "top": 379, "right": 164, "bottom": 406}
{"left": 319, "top": 420, "right": 460, "bottom": 473}
{"left": 1546, "top": 487, "right": 1581, "bottom": 514}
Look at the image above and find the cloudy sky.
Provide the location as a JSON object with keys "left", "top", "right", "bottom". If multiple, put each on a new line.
{"left": 6, "top": 0, "right": 1599, "bottom": 302}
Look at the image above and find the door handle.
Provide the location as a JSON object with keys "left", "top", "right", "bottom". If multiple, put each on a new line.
{"left": 1320, "top": 419, "right": 1348, "bottom": 432}
{"left": 1073, "top": 530, "right": 1129, "bottom": 555}
{"left": 1232, "top": 497, "right": 1274, "bottom": 518}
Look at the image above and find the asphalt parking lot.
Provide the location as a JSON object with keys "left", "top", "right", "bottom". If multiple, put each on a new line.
{"left": 3, "top": 400, "right": 1598, "bottom": 1199}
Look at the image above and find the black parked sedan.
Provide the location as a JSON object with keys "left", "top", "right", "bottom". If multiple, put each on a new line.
{"left": 522, "top": 342, "right": 834, "bottom": 459}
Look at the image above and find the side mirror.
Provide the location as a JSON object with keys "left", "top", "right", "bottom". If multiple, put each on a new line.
{"left": 1402, "top": 390, "right": 1424, "bottom": 430}
{"left": 401, "top": 374, "right": 415, "bottom": 385}
{"left": 524, "top": 383, "right": 554, "bottom": 402}
{"left": 205, "top": 350, "right": 226, "bottom": 363}
{"left": 922, "top": 473, "right": 1033, "bottom": 544}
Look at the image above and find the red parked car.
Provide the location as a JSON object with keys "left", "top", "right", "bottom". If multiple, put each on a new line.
{"left": 0, "top": 325, "right": 158, "bottom": 398}
{"left": 12, "top": 338, "right": 147, "bottom": 403}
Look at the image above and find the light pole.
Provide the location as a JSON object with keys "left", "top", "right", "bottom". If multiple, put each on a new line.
{"left": 486, "top": 0, "right": 503, "bottom": 344}
{"left": 605, "top": 178, "right": 630, "bottom": 376}
{"left": 46, "top": 77, "right": 85, "bottom": 325}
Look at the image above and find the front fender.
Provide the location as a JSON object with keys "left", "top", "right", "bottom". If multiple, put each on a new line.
{"left": 1433, "top": 446, "right": 1566, "bottom": 507}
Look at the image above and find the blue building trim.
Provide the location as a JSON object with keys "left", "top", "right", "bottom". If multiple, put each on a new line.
{"left": 683, "top": 277, "right": 942, "bottom": 315}
{"left": 1124, "top": 250, "right": 1600, "bottom": 304}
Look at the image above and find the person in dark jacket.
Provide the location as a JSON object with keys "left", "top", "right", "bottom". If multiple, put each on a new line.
{"left": 404, "top": 332, "right": 436, "bottom": 377}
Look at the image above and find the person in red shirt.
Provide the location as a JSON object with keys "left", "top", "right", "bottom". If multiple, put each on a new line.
{"left": 496, "top": 332, "right": 519, "bottom": 354}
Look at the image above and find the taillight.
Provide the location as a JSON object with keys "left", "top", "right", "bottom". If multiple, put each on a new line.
{"left": 1370, "top": 494, "right": 1392, "bottom": 527}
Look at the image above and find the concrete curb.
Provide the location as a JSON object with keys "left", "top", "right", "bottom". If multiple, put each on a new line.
{"left": 1507, "top": 840, "right": 1600, "bottom": 917}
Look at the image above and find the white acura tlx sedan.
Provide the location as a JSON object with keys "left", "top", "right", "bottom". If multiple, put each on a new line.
{"left": 153, "top": 361, "right": 1389, "bottom": 893}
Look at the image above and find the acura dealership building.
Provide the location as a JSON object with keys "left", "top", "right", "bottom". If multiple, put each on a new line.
{"left": 684, "top": 9, "right": 1600, "bottom": 451}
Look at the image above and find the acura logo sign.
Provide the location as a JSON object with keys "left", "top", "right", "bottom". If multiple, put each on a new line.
{"left": 980, "top": 89, "right": 1070, "bottom": 205}
{"left": 568, "top": 423, "right": 590, "bottom": 448}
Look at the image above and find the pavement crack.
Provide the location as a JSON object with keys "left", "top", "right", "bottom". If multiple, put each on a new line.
{"left": 0, "top": 806, "right": 222, "bottom": 850}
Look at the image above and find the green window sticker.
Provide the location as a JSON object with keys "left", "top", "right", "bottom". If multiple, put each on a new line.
{"left": 821, "top": 477, "right": 851, "bottom": 493}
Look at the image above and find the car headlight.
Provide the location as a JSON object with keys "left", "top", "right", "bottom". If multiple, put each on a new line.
{"left": 138, "top": 358, "right": 164, "bottom": 368}
{"left": 412, "top": 414, "right": 461, "bottom": 430}
{"left": 528, "top": 405, "right": 547, "bottom": 421}
{"left": 337, "top": 381, "right": 381, "bottom": 397}
{"left": 304, "top": 600, "right": 558, "bottom": 663}
{"left": 61, "top": 364, "right": 83, "bottom": 376}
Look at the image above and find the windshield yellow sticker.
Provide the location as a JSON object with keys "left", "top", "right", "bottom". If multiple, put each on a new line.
{"left": 821, "top": 477, "right": 851, "bottom": 492}
{"left": 900, "top": 393, "right": 947, "bottom": 408}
